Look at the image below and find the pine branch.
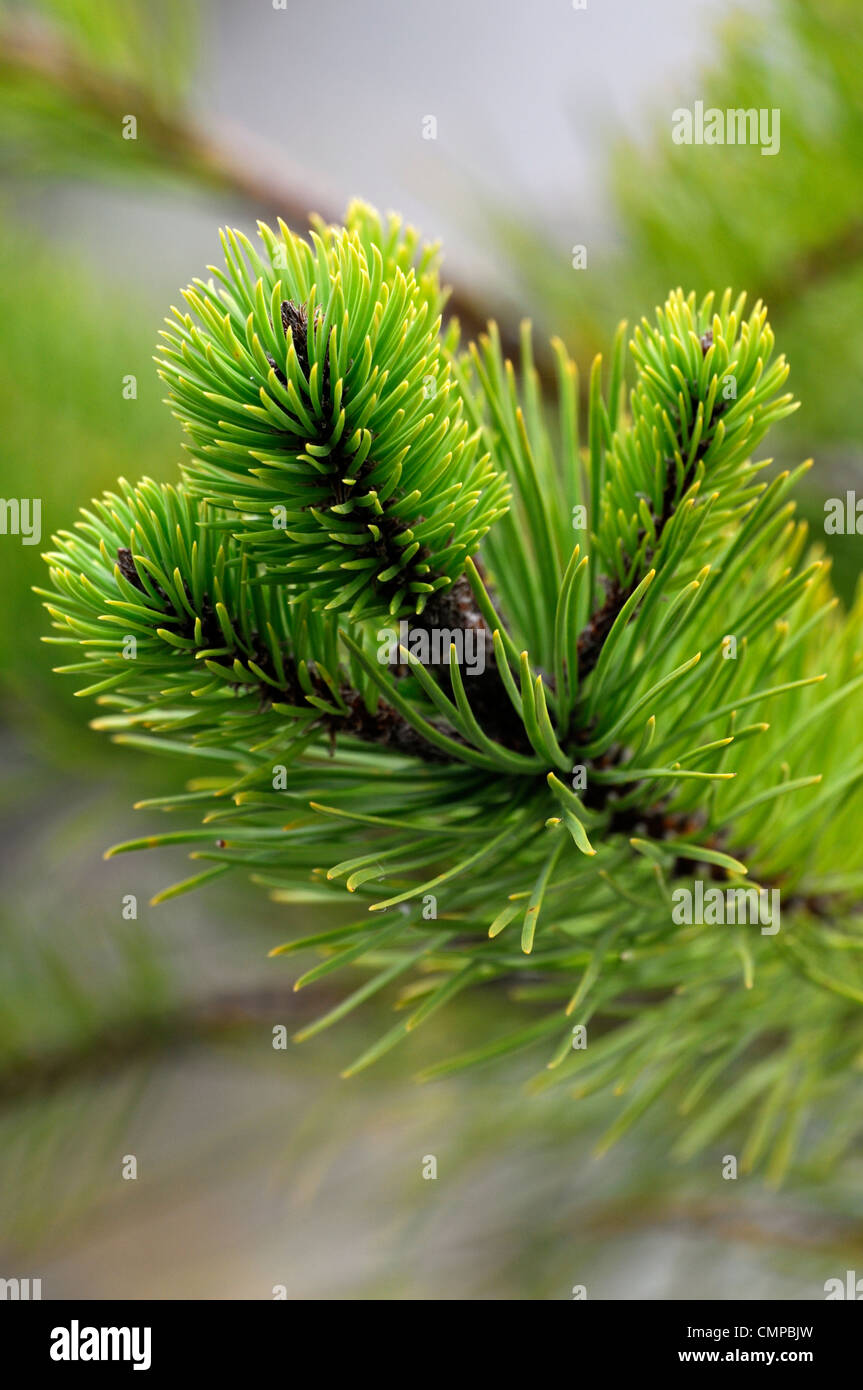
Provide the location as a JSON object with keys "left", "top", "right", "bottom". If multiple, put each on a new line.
{"left": 40, "top": 209, "right": 863, "bottom": 1176}
{"left": 576, "top": 330, "right": 721, "bottom": 679}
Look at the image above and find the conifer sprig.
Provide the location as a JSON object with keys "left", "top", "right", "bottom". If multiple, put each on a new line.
{"left": 40, "top": 206, "right": 863, "bottom": 1175}
{"left": 39, "top": 477, "right": 339, "bottom": 741}
{"left": 156, "top": 201, "right": 508, "bottom": 620}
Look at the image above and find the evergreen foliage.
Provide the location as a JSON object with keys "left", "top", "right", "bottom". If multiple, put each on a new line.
{"left": 156, "top": 203, "right": 507, "bottom": 619}
{"left": 40, "top": 205, "right": 863, "bottom": 1176}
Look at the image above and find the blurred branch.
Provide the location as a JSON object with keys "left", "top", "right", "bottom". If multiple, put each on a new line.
{"left": 0, "top": 985, "right": 340, "bottom": 1107}
{"left": 0, "top": 14, "right": 499, "bottom": 347}
{"left": 584, "top": 1193, "right": 863, "bottom": 1256}
{"left": 0, "top": 16, "right": 330, "bottom": 222}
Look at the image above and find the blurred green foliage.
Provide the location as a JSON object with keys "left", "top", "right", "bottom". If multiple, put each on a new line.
{"left": 0, "top": 219, "right": 178, "bottom": 760}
